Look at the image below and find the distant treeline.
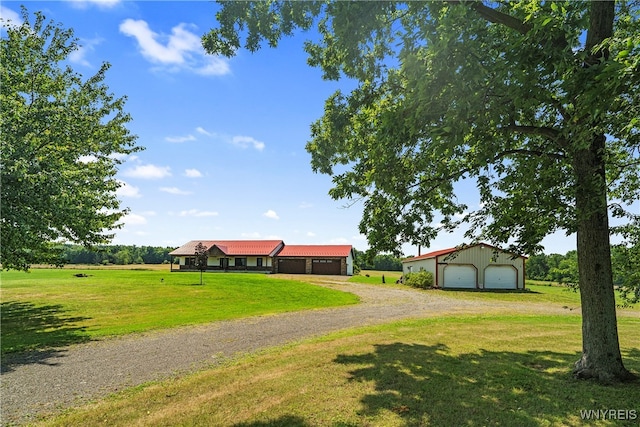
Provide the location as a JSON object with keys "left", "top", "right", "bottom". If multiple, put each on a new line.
{"left": 354, "top": 250, "right": 403, "bottom": 271}
{"left": 59, "top": 244, "right": 176, "bottom": 265}
{"left": 526, "top": 246, "right": 636, "bottom": 287}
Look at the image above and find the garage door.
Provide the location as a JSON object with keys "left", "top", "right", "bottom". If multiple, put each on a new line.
{"left": 312, "top": 259, "right": 341, "bottom": 275}
{"left": 278, "top": 259, "right": 306, "bottom": 274}
{"left": 484, "top": 265, "right": 517, "bottom": 289}
{"left": 443, "top": 265, "right": 476, "bottom": 288}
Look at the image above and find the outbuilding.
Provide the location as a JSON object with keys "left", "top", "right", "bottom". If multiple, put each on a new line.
{"left": 402, "top": 243, "right": 526, "bottom": 289}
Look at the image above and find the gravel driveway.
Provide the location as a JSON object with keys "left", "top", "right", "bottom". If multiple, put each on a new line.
{"left": 1, "top": 278, "right": 578, "bottom": 426}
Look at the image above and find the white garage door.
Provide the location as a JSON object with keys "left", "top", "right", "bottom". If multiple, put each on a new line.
{"left": 443, "top": 265, "right": 476, "bottom": 288}
{"left": 484, "top": 265, "right": 517, "bottom": 289}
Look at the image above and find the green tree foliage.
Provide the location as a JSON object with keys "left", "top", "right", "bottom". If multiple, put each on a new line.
{"left": 204, "top": 0, "right": 639, "bottom": 383}
{"left": 194, "top": 242, "right": 209, "bottom": 285}
{"left": 1, "top": 8, "right": 141, "bottom": 271}
{"left": 354, "top": 249, "right": 403, "bottom": 271}
{"left": 612, "top": 222, "right": 640, "bottom": 305}
{"left": 59, "top": 244, "right": 174, "bottom": 265}
{"left": 527, "top": 247, "right": 638, "bottom": 305}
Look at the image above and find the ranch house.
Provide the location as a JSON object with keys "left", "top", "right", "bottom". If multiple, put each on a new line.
{"left": 169, "top": 240, "right": 354, "bottom": 276}
{"left": 170, "top": 240, "right": 284, "bottom": 273}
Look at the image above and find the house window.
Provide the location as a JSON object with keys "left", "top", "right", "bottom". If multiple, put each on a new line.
{"left": 185, "top": 257, "right": 195, "bottom": 266}
{"left": 235, "top": 257, "right": 247, "bottom": 267}
{"left": 256, "top": 258, "right": 263, "bottom": 267}
{"left": 219, "top": 258, "right": 225, "bottom": 267}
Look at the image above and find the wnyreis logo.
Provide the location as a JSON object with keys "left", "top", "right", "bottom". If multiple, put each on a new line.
{"left": 580, "top": 409, "right": 637, "bottom": 421}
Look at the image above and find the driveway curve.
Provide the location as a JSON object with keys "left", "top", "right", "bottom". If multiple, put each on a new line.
{"left": 1, "top": 278, "right": 581, "bottom": 426}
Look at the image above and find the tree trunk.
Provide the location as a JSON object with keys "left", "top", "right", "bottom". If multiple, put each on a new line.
{"left": 572, "top": 135, "right": 635, "bottom": 383}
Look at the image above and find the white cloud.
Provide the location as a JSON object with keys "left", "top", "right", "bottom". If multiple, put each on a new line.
{"left": 123, "top": 164, "right": 171, "bottom": 179}
{"left": 122, "top": 212, "right": 147, "bottom": 226}
{"left": 165, "top": 134, "right": 196, "bottom": 143}
{"left": 69, "top": 38, "right": 103, "bottom": 67}
{"left": 184, "top": 169, "right": 203, "bottom": 178}
{"left": 299, "top": 202, "right": 313, "bottom": 209}
{"left": 67, "top": 0, "right": 121, "bottom": 9}
{"left": 178, "top": 209, "right": 218, "bottom": 217}
{"left": 0, "top": 6, "right": 22, "bottom": 28}
{"left": 160, "top": 186, "right": 192, "bottom": 195}
{"left": 232, "top": 135, "right": 265, "bottom": 151}
{"left": 119, "top": 19, "right": 230, "bottom": 76}
{"left": 194, "top": 57, "right": 232, "bottom": 76}
{"left": 110, "top": 152, "right": 133, "bottom": 162}
{"left": 196, "top": 127, "right": 214, "bottom": 137}
{"left": 306, "top": 231, "right": 316, "bottom": 237}
{"left": 263, "top": 209, "right": 279, "bottom": 220}
{"left": 116, "top": 180, "right": 141, "bottom": 198}
{"left": 78, "top": 155, "right": 98, "bottom": 163}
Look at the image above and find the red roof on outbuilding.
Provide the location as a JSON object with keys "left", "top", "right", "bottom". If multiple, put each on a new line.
{"left": 404, "top": 247, "right": 458, "bottom": 261}
{"left": 402, "top": 242, "right": 526, "bottom": 262}
{"left": 277, "top": 245, "right": 353, "bottom": 257}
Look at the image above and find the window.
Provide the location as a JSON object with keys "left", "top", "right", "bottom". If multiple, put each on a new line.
{"left": 235, "top": 257, "right": 246, "bottom": 267}
{"left": 256, "top": 257, "right": 263, "bottom": 267}
{"left": 186, "top": 257, "right": 195, "bottom": 266}
{"left": 219, "top": 258, "right": 225, "bottom": 267}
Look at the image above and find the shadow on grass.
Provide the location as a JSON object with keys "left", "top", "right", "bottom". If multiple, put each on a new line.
{"left": 1, "top": 300, "right": 91, "bottom": 372}
{"left": 335, "top": 343, "right": 640, "bottom": 426}
{"left": 233, "top": 415, "right": 310, "bottom": 427}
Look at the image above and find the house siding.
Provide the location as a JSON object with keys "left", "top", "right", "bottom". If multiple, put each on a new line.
{"left": 403, "top": 258, "right": 436, "bottom": 277}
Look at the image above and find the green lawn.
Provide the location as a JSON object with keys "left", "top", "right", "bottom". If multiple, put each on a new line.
{"left": 1, "top": 269, "right": 359, "bottom": 354}
{"left": 348, "top": 270, "right": 403, "bottom": 284}
{"left": 38, "top": 315, "right": 640, "bottom": 427}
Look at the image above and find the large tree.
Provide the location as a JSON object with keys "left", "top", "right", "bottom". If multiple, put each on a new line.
{"left": 203, "top": 1, "right": 639, "bottom": 382}
{"left": 1, "top": 8, "right": 141, "bottom": 270}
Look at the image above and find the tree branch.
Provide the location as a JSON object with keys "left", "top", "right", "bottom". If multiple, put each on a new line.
{"left": 408, "top": 146, "right": 565, "bottom": 192}
{"left": 450, "top": 1, "right": 532, "bottom": 35}
{"left": 502, "top": 124, "right": 565, "bottom": 146}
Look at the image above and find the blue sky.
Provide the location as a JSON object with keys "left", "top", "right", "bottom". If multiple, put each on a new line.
{"left": 3, "top": 1, "right": 583, "bottom": 255}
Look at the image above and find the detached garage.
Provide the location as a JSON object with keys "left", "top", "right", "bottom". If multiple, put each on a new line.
{"left": 275, "top": 245, "right": 355, "bottom": 275}
{"left": 402, "top": 243, "right": 526, "bottom": 290}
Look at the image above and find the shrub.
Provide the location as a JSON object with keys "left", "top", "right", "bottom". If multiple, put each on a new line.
{"left": 404, "top": 271, "right": 434, "bottom": 289}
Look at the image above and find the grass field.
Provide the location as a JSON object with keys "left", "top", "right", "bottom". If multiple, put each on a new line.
{"left": 37, "top": 315, "right": 640, "bottom": 427}
{"left": 348, "top": 270, "right": 403, "bottom": 285}
{"left": 5, "top": 267, "right": 639, "bottom": 426}
{"left": 1, "top": 269, "right": 359, "bottom": 354}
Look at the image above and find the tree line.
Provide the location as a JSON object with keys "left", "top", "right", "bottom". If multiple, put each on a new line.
{"left": 58, "top": 244, "right": 175, "bottom": 265}
{"left": 353, "top": 250, "right": 403, "bottom": 272}
{"left": 527, "top": 246, "right": 639, "bottom": 304}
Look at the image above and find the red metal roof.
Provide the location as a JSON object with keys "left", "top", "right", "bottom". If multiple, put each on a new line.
{"left": 402, "top": 242, "right": 526, "bottom": 262}
{"left": 169, "top": 240, "right": 284, "bottom": 256}
{"left": 404, "top": 247, "right": 458, "bottom": 262}
{"left": 276, "top": 245, "right": 353, "bottom": 257}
